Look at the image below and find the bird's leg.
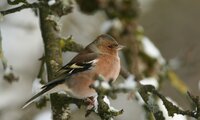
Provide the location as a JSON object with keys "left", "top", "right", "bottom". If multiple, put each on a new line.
{"left": 84, "top": 96, "right": 99, "bottom": 117}
{"left": 84, "top": 96, "right": 95, "bottom": 110}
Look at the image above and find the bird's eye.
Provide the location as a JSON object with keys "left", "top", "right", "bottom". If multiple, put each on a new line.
{"left": 108, "top": 45, "right": 113, "bottom": 48}
{"left": 108, "top": 44, "right": 118, "bottom": 49}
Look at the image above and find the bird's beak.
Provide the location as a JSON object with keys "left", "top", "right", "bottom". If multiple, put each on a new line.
{"left": 117, "top": 45, "right": 125, "bottom": 50}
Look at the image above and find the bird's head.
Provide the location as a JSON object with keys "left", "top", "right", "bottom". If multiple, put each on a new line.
{"left": 88, "top": 34, "right": 124, "bottom": 55}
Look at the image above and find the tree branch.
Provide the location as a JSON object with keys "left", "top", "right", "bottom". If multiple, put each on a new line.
{"left": 39, "top": 1, "right": 72, "bottom": 119}
{"left": 59, "top": 36, "right": 84, "bottom": 52}
{"left": 153, "top": 90, "right": 200, "bottom": 119}
{"left": 7, "top": 0, "right": 28, "bottom": 5}
{"left": 0, "top": 2, "right": 41, "bottom": 16}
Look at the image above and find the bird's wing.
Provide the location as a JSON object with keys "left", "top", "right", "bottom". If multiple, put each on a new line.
{"left": 56, "top": 53, "right": 99, "bottom": 77}
{"left": 42, "top": 53, "right": 98, "bottom": 94}
{"left": 22, "top": 53, "right": 98, "bottom": 108}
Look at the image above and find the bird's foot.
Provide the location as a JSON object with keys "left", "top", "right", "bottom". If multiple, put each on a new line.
{"left": 84, "top": 96, "right": 98, "bottom": 117}
{"left": 84, "top": 96, "right": 95, "bottom": 110}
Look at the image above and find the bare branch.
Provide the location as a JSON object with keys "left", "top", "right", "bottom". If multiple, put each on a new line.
{"left": 38, "top": 0, "right": 73, "bottom": 119}
{"left": 0, "top": 2, "right": 41, "bottom": 16}
{"left": 153, "top": 90, "right": 200, "bottom": 119}
{"left": 7, "top": 0, "right": 28, "bottom": 5}
{"left": 59, "top": 36, "right": 84, "bottom": 52}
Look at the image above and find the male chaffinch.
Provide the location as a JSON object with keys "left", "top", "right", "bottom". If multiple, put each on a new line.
{"left": 23, "top": 34, "right": 123, "bottom": 108}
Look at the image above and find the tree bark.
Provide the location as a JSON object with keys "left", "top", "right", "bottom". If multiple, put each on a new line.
{"left": 39, "top": 7, "right": 70, "bottom": 120}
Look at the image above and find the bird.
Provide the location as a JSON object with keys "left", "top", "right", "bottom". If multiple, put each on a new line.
{"left": 22, "top": 34, "right": 123, "bottom": 108}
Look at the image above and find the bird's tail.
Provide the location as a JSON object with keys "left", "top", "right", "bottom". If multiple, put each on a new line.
{"left": 22, "top": 78, "right": 65, "bottom": 109}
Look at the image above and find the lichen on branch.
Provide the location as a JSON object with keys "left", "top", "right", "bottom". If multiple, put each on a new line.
{"left": 38, "top": 0, "right": 73, "bottom": 120}
{"left": 59, "top": 36, "right": 84, "bottom": 52}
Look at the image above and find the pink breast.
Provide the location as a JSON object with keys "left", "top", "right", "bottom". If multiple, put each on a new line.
{"left": 95, "top": 55, "right": 120, "bottom": 81}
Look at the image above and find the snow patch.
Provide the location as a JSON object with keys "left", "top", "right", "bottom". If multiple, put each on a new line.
{"left": 93, "top": 79, "right": 111, "bottom": 89}
{"left": 48, "top": 0, "right": 56, "bottom": 6}
{"left": 140, "top": 77, "right": 159, "bottom": 89}
{"left": 34, "top": 110, "right": 52, "bottom": 120}
{"left": 101, "top": 81, "right": 111, "bottom": 89}
{"left": 103, "top": 96, "right": 110, "bottom": 107}
{"left": 32, "top": 78, "right": 43, "bottom": 94}
{"left": 101, "top": 20, "right": 113, "bottom": 33}
{"left": 118, "top": 75, "right": 137, "bottom": 90}
{"left": 93, "top": 95, "right": 119, "bottom": 114}
{"left": 93, "top": 96, "right": 98, "bottom": 112}
{"left": 61, "top": 107, "right": 71, "bottom": 120}
{"left": 93, "top": 80, "right": 100, "bottom": 88}
{"left": 4, "top": 65, "right": 13, "bottom": 75}
{"left": 142, "top": 37, "right": 165, "bottom": 65}
{"left": 158, "top": 97, "right": 187, "bottom": 120}
{"left": 112, "top": 19, "right": 123, "bottom": 31}
{"left": 101, "top": 19, "right": 122, "bottom": 33}
{"left": 135, "top": 92, "right": 145, "bottom": 104}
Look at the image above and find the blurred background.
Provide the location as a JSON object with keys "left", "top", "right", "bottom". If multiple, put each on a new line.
{"left": 0, "top": 0, "right": 199, "bottom": 120}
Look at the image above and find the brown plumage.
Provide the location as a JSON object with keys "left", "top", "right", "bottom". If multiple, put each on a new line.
{"left": 22, "top": 34, "right": 123, "bottom": 108}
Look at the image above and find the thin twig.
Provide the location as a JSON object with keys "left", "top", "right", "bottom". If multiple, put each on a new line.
{"left": 7, "top": 0, "right": 28, "bottom": 5}
{"left": 59, "top": 36, "right": 84, "bottom": 52}
{"left": 0, "top": 2, "right": 41, "bottom": 16}
{"left": 153, "top": 90, "right": 200, "bottom": 119}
